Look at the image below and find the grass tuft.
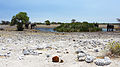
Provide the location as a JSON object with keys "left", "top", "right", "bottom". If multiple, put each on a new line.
{"left": 107, "top": 41, "right": 120, "bottom": 56}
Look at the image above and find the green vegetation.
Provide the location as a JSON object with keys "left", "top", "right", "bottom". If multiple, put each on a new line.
{"left": 54, "top": 22, "right": 102, "bottom": 32}
{"left": 107, "top": 41, "right": 120, "bottom": 56}
{"left": 45, "top": 20, "right": 50, "bottom": 25}
{"left": 10, "top": 12, "right": 29, "bottom": 31}
{"left": 71, "top": 19, "right": 76, "bottom": 23}
{"left": 51, "top": 22, "right": 57, "bottom": 24}
{"left": 1, "top": 20, "right": 10, "bottom": 25}
{"left": 57, "top": 22, "right": 62, "bottom": 24}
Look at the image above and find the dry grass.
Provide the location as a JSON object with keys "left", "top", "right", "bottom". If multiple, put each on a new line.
{"left": 106, "top": 41, "right": 120, "bottom": 57}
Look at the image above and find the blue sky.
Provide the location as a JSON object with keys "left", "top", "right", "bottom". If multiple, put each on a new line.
{"left": 0, "top": 0, "right": 120, "bottom": 23}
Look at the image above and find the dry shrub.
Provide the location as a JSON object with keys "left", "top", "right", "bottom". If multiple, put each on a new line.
{"left": 107, "top": 41, "right": 120, "bottom": 57}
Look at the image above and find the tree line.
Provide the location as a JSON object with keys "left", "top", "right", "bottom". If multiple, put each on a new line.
{"left": 1, "top": 12, "right": 120, "bottom": 31}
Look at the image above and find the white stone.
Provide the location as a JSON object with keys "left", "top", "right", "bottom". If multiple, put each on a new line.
{"left": 85, "top": 56, "right": 95, "bottom": 63}
{"left": 94, "top": 57, "right": 111, "bottom": 66}
{"left": 77, "top": 53, "right": 86, "bottom": 61}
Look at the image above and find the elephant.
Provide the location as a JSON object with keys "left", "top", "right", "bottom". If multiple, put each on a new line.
{"left": 31, "top": 23, "right": 36, "bottom": 29}
{"left": 107, "top": 24, "right": 114, "bottom": 31}
{"left": 25, "top": 23, "right": 30, "bottom": 29}
{"left": 94, "top": 24, "right": 99, "bottom": 27}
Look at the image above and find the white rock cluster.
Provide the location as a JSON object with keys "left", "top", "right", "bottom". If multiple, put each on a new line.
{"left": 94, "top": 57, "right": 111, "bottom": 66}
{"left": 76, "top": 50, "right": 111, "bottom": 66}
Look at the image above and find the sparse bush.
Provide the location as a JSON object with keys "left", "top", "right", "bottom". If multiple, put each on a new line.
{"left": 107, "top": 41, "right": 120, "bottom": 56}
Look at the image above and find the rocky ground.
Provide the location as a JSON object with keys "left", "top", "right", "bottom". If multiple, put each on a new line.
{"left": 0, "top": 25, "right": 120, "bottom": 67}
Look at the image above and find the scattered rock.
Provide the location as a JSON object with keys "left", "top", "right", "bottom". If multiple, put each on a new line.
{"left": 73, "top": 40, "right": 75, "bottom": 41}
{"left": 45, "top": 46, "right": 52, "bottom": 49}
{"left": 78, "top": 56, "right": 86, "bottom": 61}
{"left": 23, "top": 49, "right": 38, "bottom": 55}
{"left": 0, "top": 28, "right": 4, "bottom": 31}
{"left": 66, "top": 51, "right": 69, "bottom": 54}
{"left": 94, "top": 49, "right": 99, "bottom": 52}
{"left": 60, "top": 59, "right": 64, "bottom": 63}
{"left": 36, "top": 46, "right": 44, "bottom": 50}
{"left": 2, "top": 47, "right": 6, "bottom": 50}
{"left": 57, "top": 50, "right": 61, "bottom": 53}
{"left": 75, "top": 49, "right": 84, "bottom": 54}
{"left": 18, "top": 56, "right": 24, "bottom": 60}
{"left": 46, "top": 55, "right": 50, "bottom": 58}
{"left": 85, "top": 56, "right": 95, "bottom": 63}
{"left": 52, "top": 56, "right": 59, "bottom": 62}
{"left": 77, "top": 53, "right": 86, "bottom": 61}
{"left": 38, "top": 53, "right": 42, "bottom": 54}
{"left": 94, "top": 57, "right": 111, "bottom": 66}
{"left": 23, "top": 49, "right": 30, "bottom": 55}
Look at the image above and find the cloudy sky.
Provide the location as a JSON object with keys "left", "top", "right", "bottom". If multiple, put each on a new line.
{"left": 0, "top": 0, "right": 120, "bottom": 23}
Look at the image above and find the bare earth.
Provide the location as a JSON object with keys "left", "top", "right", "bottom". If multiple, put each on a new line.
{"left": 0, "top": 25, "right": 120, "bottom": 67}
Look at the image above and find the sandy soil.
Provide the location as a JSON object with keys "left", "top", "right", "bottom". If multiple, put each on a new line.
{"left": 36, "top": 24, "right": 60, "bottom": 28}
{"left": 0, "top": 25, "right": 120, "bottom": 67}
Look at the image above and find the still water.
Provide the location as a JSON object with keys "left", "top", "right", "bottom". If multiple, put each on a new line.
{"left": 35, "top": 28, "right": 118, "bottom": 32}
{"left": 35, "top": 28, "right": 57, "bottom": 32}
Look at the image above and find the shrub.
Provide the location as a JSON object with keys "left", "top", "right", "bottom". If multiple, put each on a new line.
{"left": 54, "top": 23, "right": 102, "bottom": 32}
{"left": 107, "top": 41, "right": 120, "bottom": 56}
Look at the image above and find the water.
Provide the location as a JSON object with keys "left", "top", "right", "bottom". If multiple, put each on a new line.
{"left": 35, "top": 28, "right": 119, "bottom": 32}
{"left": 35, "top": 28, "right": 57, "bottom": 32}
{"left": 102, "top": 28, "right": 116, "bottom": 32}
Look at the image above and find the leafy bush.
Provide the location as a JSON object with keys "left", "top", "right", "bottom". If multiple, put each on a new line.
{"left": 107, "top": 41, "right": 120, "bottom": 56}
{"left": 54, "top": 23, "right": 102, "bottom": 32}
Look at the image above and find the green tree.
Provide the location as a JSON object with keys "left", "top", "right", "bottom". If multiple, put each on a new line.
{"left": 71, "top": 19, "right": 76, "bottom": 23}
{"left": 10, "top": 12, "right": 29, "bottom": 31}
{"left": 45, "top": 20, "right": 50, "bottom": 25}
{"left": 51, "top": 22, "right": 56, "bottom": 24}
{"left": 57, "top": 22, "right": 62, "bottom": 24}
